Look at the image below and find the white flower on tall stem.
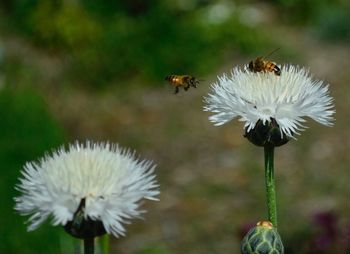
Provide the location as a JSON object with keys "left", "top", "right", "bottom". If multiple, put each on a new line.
{"left": 204, "top": 65, "right": 335, "bottom": 139}
{"left": 204, "top": 64, "right": 335, "bottom": 253}
{"left": 14, "top": 141, "right": 159, "bottom": 238}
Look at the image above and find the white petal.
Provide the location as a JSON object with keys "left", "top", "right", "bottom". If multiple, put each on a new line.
{"left": 204, "top": 65, "right": 335, "bottom": 137}
{"left": 14, "top": 141, "right": 159, "bottom": 237}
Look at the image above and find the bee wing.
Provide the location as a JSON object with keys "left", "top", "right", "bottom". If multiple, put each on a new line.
{"left": 263, "top": 48, "right": 280, "bottom": 58}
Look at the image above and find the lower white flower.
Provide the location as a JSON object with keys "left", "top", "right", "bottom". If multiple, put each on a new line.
{"left": 204, "top": 65, "right": 335, "bottom": 138}
{"left": 14, "top": 141, "right": 159, "bottom": 238}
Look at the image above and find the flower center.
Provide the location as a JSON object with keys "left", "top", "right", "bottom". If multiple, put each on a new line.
{"left": 259, "top": 105, "right": 276, "bottom": 116}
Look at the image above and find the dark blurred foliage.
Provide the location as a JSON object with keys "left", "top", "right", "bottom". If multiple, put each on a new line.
{"left": 273, "top": 0, "right": 350, "bottom": 41}
{"left": 283, "top": 211, "right": 350, "bottom": 254}
{"left": 236, "top": 221, "right": 257, "bottom": 241}
{"left": 0, "top": 0, "right": 268, "bottom": 88}
{"left": 0, "top": 87, "right": 74, "bottom": 254}
{"left": 311, "top": 5, "right": 350, "bottom": 41}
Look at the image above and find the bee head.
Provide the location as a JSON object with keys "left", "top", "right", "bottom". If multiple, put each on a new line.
{"left": 248, "top": 61, "right": 254, "bottom": 71}
{"left": 189, "top": 77, "right": 199, "bottom": 87}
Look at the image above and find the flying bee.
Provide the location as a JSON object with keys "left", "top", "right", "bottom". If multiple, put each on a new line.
{"left": 165, "top": 75, "right": 200, "bottom": 94}
{"left": 248, "top": 48, "right": 281, "bottom": 76}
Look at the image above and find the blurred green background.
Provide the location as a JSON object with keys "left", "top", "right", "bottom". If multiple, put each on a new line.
{"left": 0, "top": 0, "right": 350, "bottom": 253}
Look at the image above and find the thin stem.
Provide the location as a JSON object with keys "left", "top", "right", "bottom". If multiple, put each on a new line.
{"left": 101, "top": 235, "right": 110, "bottom": 254}
{"left": 84, "top": 238, "right": 94, "bottom": 254}
{"left": 264, "top": 145, "right": 278, "bottom": 227}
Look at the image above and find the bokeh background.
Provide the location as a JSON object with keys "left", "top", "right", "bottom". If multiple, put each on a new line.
{"left": 1, "top": 0, "right": 350, "bottom": 253}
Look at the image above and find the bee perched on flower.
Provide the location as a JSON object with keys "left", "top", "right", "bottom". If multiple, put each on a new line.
{"left": 204, "top": 63, "right": 335, "bottom": 252}
{"left": 204, "top": 65, "right": 335, "bottom": 146}
{"left": 248, "top": 48, "right": 281, "bottom": 76}
{"left": 14, "top": 142, "right": 159, "bottom": 241}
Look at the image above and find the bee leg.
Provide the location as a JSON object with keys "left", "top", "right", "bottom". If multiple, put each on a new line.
{"left": 174, "top": 87, "right": 179, "bottom": 94}
{"left": 184, "top": 84, "right": 190, "bottom": 91}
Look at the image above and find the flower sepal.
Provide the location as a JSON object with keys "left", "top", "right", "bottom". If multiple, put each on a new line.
{"left": 244, "top": 118, "right": 290, "bottom": 147}
{"left": 63, "top": 198, "right": 106, "bottom": 239}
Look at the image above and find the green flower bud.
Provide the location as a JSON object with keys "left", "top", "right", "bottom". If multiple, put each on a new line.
{"left": 241, "top": 221, "right": 284, "bottom": 254}
{"left": 244, "top": 119, "right": 290, "bottom": 147}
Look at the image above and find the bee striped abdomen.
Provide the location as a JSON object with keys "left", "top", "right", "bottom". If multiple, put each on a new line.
{"left": 265, "top": 62, "right": 281, "bottom": 75}
{"left": 165, "top": 75, "right": 185, "bottom": 85}
{"left": 265, "top": 62, "right": 276, "bottom": 71}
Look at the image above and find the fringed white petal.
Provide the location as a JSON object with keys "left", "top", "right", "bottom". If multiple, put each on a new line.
{"left": 14, "top": 141, "right": 159, "bottom": 237}
{"left": 204, "top": 65, "right": 335, "bottom": 137}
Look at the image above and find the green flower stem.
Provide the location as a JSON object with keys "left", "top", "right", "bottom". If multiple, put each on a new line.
{"left": 101, "top": 235, "right": 110, "bottom": 254}
{"left": 264, "top": 145, "right": 277, "bottom": 227}
{"left": 84, "top": 238, "right": 94, "bottom": 254}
